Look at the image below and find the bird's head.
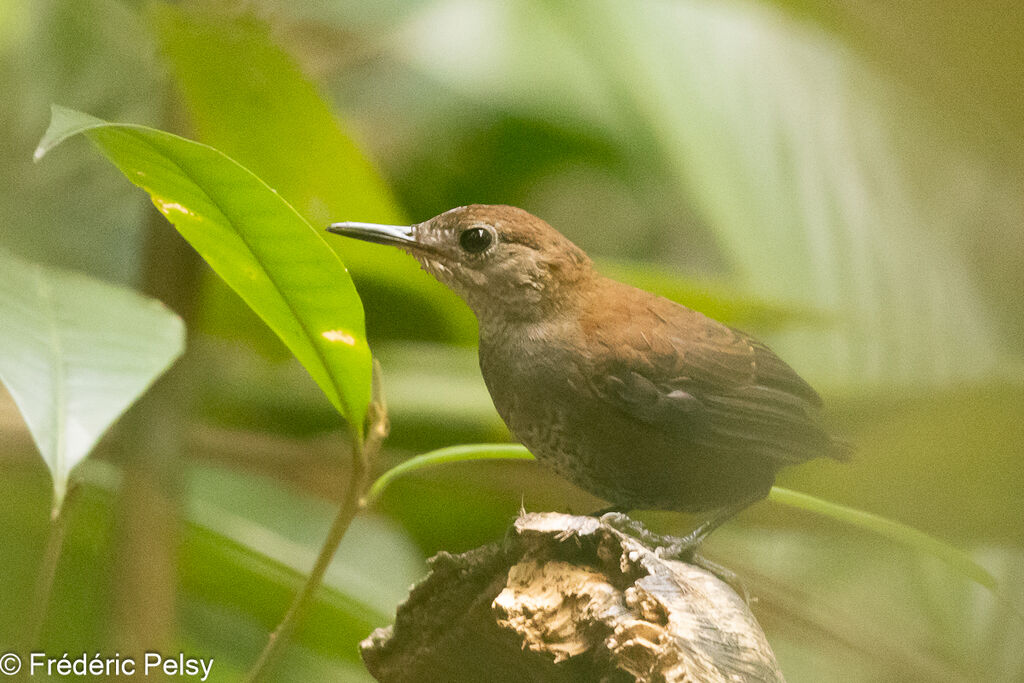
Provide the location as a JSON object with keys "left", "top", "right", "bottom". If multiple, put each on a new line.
{"left": 328, "top": 205, "right": 594, "bottom": 323}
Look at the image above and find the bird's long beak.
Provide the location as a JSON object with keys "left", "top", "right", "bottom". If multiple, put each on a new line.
{"left": 326, "top": 221, "right": 416, "bottom": 248}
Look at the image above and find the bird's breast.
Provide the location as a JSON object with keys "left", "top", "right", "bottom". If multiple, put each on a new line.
{"left": 478, "top": 321, "right": 583, "bottom": 439}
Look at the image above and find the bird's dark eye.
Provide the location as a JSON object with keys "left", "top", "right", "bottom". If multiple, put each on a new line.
{"left": 458, "top": 227, "right": 493, "bottom": 254}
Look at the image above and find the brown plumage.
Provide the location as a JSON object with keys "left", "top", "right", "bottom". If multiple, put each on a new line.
{"left": 329, "top": 205, "right": 849, "bottom": 545}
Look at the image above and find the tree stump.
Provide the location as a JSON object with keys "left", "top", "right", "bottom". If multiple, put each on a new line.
{"left": 361, "top": 512, "right": 784, "bottom": 682}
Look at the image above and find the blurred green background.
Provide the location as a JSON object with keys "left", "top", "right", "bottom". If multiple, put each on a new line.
{"left": 2, "top": 0, "right": 1023, "bottom": 680}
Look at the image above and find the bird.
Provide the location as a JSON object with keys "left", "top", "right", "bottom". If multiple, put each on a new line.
{"left": 328, "top": 205, "right": 850, "bottom": 551}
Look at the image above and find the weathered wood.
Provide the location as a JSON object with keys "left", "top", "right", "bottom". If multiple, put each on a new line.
{"left": 361, "top": 512, "right": 784, "bottom": 682}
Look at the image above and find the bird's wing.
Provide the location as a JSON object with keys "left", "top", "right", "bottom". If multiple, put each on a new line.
{"left": 583, "top": 290, "right": 843, "bottom": 464}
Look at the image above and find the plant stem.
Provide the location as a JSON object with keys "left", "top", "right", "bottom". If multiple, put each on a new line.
{"left": 768, "top": 487, "right": 998, "bottom": 589}
{"left": 365, "top": 443, "right": 533, "bottom": 506}
{"left": 243, "top": 441, "right": 366, "bottom": 683}
{"left": 244, "top": 363, "right": 389, "bottom": 682}
{"left": 23, "top": 485, "right": 77, "bottom": 651}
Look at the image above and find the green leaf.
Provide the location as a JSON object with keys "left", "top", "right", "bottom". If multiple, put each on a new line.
{"left": 35, "top": 105, "right": 372, "bottom": 430}
{"left": 185, "top": 465, "right": 425, "bottom": 621}
{"left": 151, "top": 2, "right": 476, "bottom": 345}
{"left": 0, "top": 249, "right": 184, "bottom": 508}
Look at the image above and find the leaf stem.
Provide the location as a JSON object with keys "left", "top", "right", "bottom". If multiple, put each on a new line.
{"left": 243, "top": 443, "right": 366, "bottom": 682}
{"left": 23, "top": 486, "right": 78, "bottom": 651}
{"left": 767, "top": 487, "right": 999, "bottom": 589}
{"left": 365, "top": 443, "right": 534, "bottom": 507}
{"left": 244, "top": 362, "right": 389, "bottom": 682}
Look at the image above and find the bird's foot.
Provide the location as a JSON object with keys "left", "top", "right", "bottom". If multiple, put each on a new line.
{"left": 651, "top": 523, "right": 707, "bottom": 562}
{"left": 654, "top": 497, "right": 759, "bottom": 561}
{"left": 573, "top": 512, "right": 752, "bottom": 603}
{"left": 598, "top": 512, "right": 691, "bottom": 553}
{"left": 553, "top": 511, "right": 657, "bottom": 544}
{"left": 598, "top": 515, "right": 752, "bottom": 604}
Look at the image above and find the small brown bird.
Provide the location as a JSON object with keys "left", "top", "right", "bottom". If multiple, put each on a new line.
{"left": 329, "top": 205, "right": 849, "bottom": 549}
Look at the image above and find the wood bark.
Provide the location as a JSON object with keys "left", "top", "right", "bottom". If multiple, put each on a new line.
{"left": 361, "top": 512, "right": 784, "bottom": 682}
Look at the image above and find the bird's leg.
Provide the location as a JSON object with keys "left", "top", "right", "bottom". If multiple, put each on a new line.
{"left": 595, "top": 511, "right": 690, "bottom": 552}
{"left": 561, "top": 506, "right": 754, "bottom": 603}
{"left": 582, "top": 496, "right": 759, "bottom": 559}
{"left": 657, "top": 495, "right": 760, "bottom": 561}
{"left": 654, "top": 497, "right": 761, "bottom": 603}
{"left": 555, "top": 505, "right": 645, "bottom": 543}
{"left": 592, "top": 511, "right": 753, "bottom": 603}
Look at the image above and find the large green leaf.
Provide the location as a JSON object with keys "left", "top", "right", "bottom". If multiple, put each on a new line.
{"left": 0, "top": 249, "right": 184, "bottom": 508}
{"left": 151, "top": 2, "right": 476, "bottom": 345}
{"left": 0, "top": 456, "right": 416, "bottom": 679}
{"left": 35, "top": 106, "right": 372, "bottom": 429}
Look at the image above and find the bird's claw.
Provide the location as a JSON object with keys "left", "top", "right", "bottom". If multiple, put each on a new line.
{"left": 599, "top": 512, "right": 690, "bottom": 556}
